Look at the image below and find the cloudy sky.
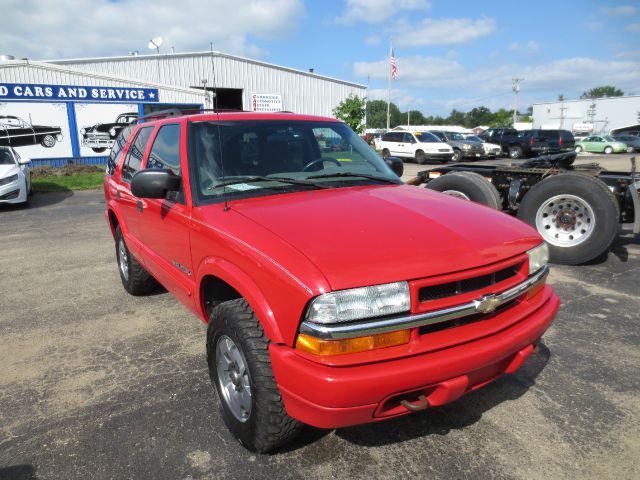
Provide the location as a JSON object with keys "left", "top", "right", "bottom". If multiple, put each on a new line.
{"left": 1, "top": 0, "right": 639, "bottom": 115}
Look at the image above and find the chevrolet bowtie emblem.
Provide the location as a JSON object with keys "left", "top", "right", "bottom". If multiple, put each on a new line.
{"left": 474, "top": 295, "right": 501, "bottom": 314}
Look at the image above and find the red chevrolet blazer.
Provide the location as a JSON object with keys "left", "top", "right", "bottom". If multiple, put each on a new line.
{"left": 104, "top": 110, "right": 559, "bottom": 452}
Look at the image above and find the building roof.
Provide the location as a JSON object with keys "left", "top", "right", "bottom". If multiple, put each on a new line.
{"left": 48, "top": 50, "right": 366, "bottom": 90}
{"left": 533, "top": 94, "right": 640, "bottom": 106}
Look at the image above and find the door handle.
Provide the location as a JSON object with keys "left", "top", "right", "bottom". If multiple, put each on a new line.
{"left": 137, "top": 200, "right": 144, "bottom": 213}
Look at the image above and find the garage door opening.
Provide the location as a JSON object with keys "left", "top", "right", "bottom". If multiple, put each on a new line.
{"left": 191, "top": 87, "right": 243, "bottom": 111}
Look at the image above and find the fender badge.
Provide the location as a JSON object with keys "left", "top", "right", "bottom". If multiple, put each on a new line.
{"left": 474, "top": 295, "right": 501, "bottom": 314}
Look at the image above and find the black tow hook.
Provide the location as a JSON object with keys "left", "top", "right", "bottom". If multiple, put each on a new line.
{"left": 401, "top": 395, "right": 431, "bottom": 412}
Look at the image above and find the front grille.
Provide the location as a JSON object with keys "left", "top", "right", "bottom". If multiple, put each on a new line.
{"left": 438, "top": 148, "right": 450, "bottom": 152}
{"left": 419, "top": 263, "right": 521, "bottom": 302}
{"left": 418, "top": 299, "right": 516, "bottom": 334}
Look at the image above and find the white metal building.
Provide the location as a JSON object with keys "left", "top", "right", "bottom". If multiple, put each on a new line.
{"left": 50, "top": 51, "right": 366, "bottom": 118}
{"left": 532, "top": 95, "right": 640, "bottom": 135}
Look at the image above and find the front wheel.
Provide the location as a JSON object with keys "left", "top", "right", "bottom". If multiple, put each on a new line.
{"left": 627, "top": 146, "right": 635, "bottom": 153}
{"left": 517, "top": 174, "right": 619, "bottom": 265}
{"left": 41, "top": 134, "right": 56, "bottom": 148}
{"left": 207, "top": 299, "right": 301, "bottom": 453}
{"left": 451, "top": 150, "right": 463, "bottom": 162}
{"left": 604, "top": 146, "right": 613, "bottom": 154}
{"left": 509, "top": 146, "right": 523, "bottom": 159}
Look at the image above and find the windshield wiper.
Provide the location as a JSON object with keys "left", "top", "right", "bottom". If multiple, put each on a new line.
{"left": 207, "top": 175, "right": 328, "bottom": 190}
{"left": 306, "top": 172, "right": 399, "bottom": 183}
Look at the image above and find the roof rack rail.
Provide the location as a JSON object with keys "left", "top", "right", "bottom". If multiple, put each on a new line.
{"left": 136, "top": 108, "right": 252, "bottom": 123}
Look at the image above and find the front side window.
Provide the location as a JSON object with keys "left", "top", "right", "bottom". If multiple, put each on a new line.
{"left": 122, "top": 126, "right": 153, "bottom": 182}
{"left": 146, "top": 124, "right": 181, "bottom": 175}
{"left": 414, "top": 131, "right": 440, "bottom": 143}
{"left": 189, "top": 120, "right": 400, "bottom": 204}
{"left": 0, "top": 147, "right": 15, "bottom": 165}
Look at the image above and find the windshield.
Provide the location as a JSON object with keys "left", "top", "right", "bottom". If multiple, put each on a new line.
{"left": 465, "top": 135, "right": 482, "bottom": 142}
{"left": 0, "top": 148, "right": 16, "bottom": 165}
{"left": 446, "top": 132, "right": 466, "bottom": 141}
{"left": 413, "top": 131, "right": 440, "bottom": 143}
{"left": 189, "top": 120, "right": 400, "bottom": 202}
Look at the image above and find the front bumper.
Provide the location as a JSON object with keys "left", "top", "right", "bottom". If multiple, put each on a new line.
{"left": 0, "top": 177, "right": 26, "bottom": 204}
{"left": 82, "top": 136, "right": 114, "bottom": 148}
{"left": 462, "top": 147, "right": 485, "bottom": 158}
{"left": 426, "top": 152, "right": 454, "bottom": 160}
{"left": 270, "top": 285, "right": 559, "bottom": 429}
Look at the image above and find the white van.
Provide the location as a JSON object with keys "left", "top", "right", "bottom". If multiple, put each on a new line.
{"left": 378, "top": 130, "right": 453, "bottom": 164}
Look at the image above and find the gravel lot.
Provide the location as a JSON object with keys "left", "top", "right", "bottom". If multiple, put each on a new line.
{"left": 1, "top": 178, "right": 639, "bottom": 479}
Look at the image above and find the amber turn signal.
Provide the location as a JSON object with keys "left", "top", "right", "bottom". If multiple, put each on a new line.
{"left": 296, "top": 330, "right": 410, "bottom": 356}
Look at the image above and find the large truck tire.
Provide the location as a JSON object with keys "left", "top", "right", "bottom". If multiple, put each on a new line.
{"left": 426, "top": 171, "right": 501, "bottom": 210}
{"left": 517, "top": 173, "right": 619, "bottom": 265}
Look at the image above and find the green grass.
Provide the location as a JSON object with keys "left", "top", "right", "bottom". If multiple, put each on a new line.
{"left": 32, "top": 171, "right": 105, "bottom": 192}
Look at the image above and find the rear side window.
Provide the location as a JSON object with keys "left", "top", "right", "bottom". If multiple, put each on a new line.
{"left": 382, "top": 132, "right": 402, "bottom": 142}
{"left": 106, "top": 125, "right": 134, "bottom": 176}
{"left": 146, "top": 124, "right": 181, "bottom": 175}
{"left": 122, "top": 126, "right": 153, "bottom": 182}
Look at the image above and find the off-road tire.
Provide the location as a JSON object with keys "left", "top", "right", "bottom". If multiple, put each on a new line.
{"left": 451, "top": 149, "right": 463, "bottom": 162}
{"left": 517, "top": 173, "right": 619, "bottom": 265}
{"left": 114, "top": 225, "right": 158, "bottom": 295}
{"left": 426, "top": 171, "right": 501, "bottom": 210}
{"left": 415, "top": 150, "right": 427, "bottom": 164}
{"left": 382, "top": 148, "right": 390, "bottom": 159}
{"left": 206, "top": 299, "right": 302, "bottom": 453}
{"left": 509, "top": 146, "right": 523, "bottom": 159}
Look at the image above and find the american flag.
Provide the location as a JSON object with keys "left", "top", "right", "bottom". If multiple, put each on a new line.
{"left": 390, "top": 48, "right": 397, "bottom": 80}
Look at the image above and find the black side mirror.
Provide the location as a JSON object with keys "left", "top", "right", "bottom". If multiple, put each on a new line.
{"left": 385, "top": 156, "right": 404, "bottom": 177}
{"left": 131, "top": 169, "right": 181, "bottom": 199}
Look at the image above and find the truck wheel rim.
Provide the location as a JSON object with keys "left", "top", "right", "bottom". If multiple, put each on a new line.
{"left": 118, "top": 239, "right": 129, "bottom": 280}
{"left": 535, "top": 194, "right": 595, "bottom": 247}
{"left": 443, "top": 189, "right": 470, "bottom": 201}
{"left": 216, "top": 335, "right": 252, "bottom": 423}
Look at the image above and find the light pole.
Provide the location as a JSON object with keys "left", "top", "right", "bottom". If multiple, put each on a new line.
{"left": 512, "top": 78, "right": 523, "bottom": 125}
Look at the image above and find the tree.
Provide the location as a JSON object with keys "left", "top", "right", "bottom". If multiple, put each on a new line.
{"left": 333, "top": 95, "right": 366, "bottom": 133}
{"left": 364, "top": 100, "right": 403, "bottom": 129}
{"left": 490, "top": 108, "right": 514, "bottom": 127}
{"left": 447, "top": 109, "right": 466, "bottom": 126}
{"left": 580, "top": 85, "right": 624, "bottom": 99}
{"left": 464, "top": 106, "right": 493, "bottom": 128}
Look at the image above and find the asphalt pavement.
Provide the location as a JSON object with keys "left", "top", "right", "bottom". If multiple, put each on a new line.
{"left": 0, "top": 188, "right": 639, "bottom": 480}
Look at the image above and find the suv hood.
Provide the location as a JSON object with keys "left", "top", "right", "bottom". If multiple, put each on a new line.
{"left": 232, "top": 185, "right": 541, "bottom": 290}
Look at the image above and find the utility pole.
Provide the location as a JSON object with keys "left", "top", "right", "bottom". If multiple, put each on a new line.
{"left": 559, "top": 100, "right": 567, "bottom": 129}
{"left": 408, "top": 110, "right": 411, "bottom": 128}
{"left": 512, "top": 78, "right": 524, "bottom": 125}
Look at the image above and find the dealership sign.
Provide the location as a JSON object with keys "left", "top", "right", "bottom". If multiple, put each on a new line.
{"left": 0, "top": 83, "right": 159, "bottom": 103}
{"left": 251, "top": 93, "right": 282, "bottom": 112}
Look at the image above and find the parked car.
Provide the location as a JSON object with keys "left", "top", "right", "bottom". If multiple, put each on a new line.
{"left": 518, "top": 130, "right": 575, "bottom": 155}
{"left": 478, "top": 128, "right": 533, "bottom": 159}
{"left": 429, "top": 130, "right": 485, "bottom": 161}
{"left": 378, "top": 130, "right": 453, "bottom": 163}
{"left": 612, "top": 134, "right": 640, "bottom": 152}
{"left": 575, "top": 135, "right": 627, "bottom": 154}
{"left": 465, "top": 134, "right": 502, "bottom": 157}
{"left": 0, "top": 115, "right": 63, "bottom": 148}
{"left": 105, "top": 110, "right": 558, "bottom": 452}
{"left": 0, "top": 146, "right": 31, "bottom": 205}
{"left": 81, "top": 112, "right": 138, "bottom": 153}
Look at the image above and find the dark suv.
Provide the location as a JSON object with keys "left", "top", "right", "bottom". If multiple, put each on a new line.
{"left": 479, "top": 128, "right": 574, "bottom": 159}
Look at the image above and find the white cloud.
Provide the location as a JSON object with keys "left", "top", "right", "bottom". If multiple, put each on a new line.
{"left": 393, "top": 17, "right": 496, "bottom": 47}
{"left": 365, "top": 35, "right": 382, "bottom": 46}
{"left": 508, "top": 40, "right": 539, "bottom": 54}
{"left": 626, "top": 23, "right": 640, "bottom": 33}
{"left": 367, "top": 88, "right": 424, "bottom": 108}
{"left": 585, "top": 21, "right": 604, "bottom": 31}
{"left": 353, "top": 56, "right": 464, "bottom": 85}
{"left": 601, "top": 5, "right": 638, "bottom": 15}
{"left": 335, "top": 0, "right": 430, "bottom": 25}
{"left": 0, "top": 0, "right": 305, "bottom": 59}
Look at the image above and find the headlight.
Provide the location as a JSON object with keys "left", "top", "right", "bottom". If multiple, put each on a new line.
{"left": 306, "top": 281, "right": 410, "bottom": 324}
{"left": 0, "top": 174, "right": 19, "bottom": 186}
{"left": 462, "top": 144, "right": 471, "bottom": 150}
{"left": 109, "top": 127, "right": 117, "bottom": 137}
{"left": 527, "top": 243, "right": 549, "bottom": 275}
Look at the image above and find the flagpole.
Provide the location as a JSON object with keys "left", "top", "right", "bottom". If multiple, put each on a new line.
{"left": 386, "top": 41, "right": 392, "bottom": 131}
